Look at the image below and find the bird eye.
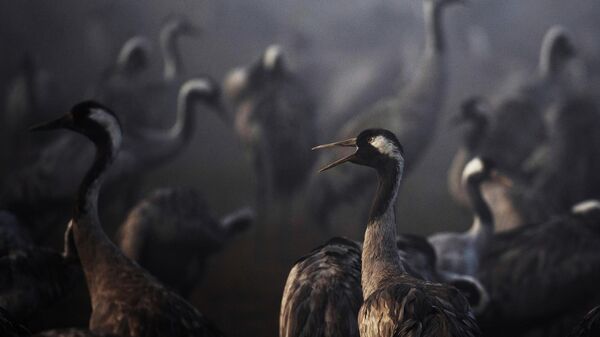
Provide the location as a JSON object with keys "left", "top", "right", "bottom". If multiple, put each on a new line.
{"left": 368, "top": 137, "right": 375, "bottom": 143}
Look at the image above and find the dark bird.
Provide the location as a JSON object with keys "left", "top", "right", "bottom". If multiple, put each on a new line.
{"left": 481, "top": 26, "right": 577, "bottom": 178}
{"left": 141, "top": 16, "right": 200, "bottom": 129}
{"left": 118, "top": 187, "right": 253, "bottom": 297}
{"left": 513, "top": 25, "right": 578, "bottom": 108}
{"left": 279, "top": 234, "right": 487, "bottom": 337}
{"left": 429, "top": 157, "right": 504, "bottom": 276}
{"left": 34, "top": 328, "right": 114, "bottom": 337}
{"left": 517, "top": 97, "right": 600, "bottom": 223}
{"left": 567, "top": 305, "right": 600, "bottom": 337}
{"left": 477, "top": 199, "right": 600, "bottom": 337}
{"left": 224, "top": 45, "right": 317, "bottom": 212}
{"left": 313, "top": 129, "right": 480, "bottom": 337}
{"left": 447, "top": 97, "right": 490, "bottom": 207}
{"left": 90, "top": 36, "right": 153, "bottom": 132}
{"left": 29, "top": 101, "right": 223, "bottom": 337}
{"left": 309, "top": 0, "right": 463, "bottom": 228}
{"left": 0, "top": 306, "right": 30, "bottom": 337}
{"left": 0, "top": 211, "right": 80, "bottom": 321}
{"left": 1, "top": 77, "right": 221, "bottom": 241}
{"left": 447, "top": 98, "right": 523, "bottom": 231}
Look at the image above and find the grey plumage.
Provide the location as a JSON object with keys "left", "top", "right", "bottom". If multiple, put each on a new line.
{"left": 118, "top": 187, "right": 253, "bottom": 297}
{"left": 224, "top": 45, "right": 317, "bottom": 208}
{"left": 429, "top": 157, "right": 495, "bottom": 276}
{"left": 1, "top": 77, "right": 219, "bottom": 240}
{"left": 308, "top": 0, "right": 462, "bottom": 227}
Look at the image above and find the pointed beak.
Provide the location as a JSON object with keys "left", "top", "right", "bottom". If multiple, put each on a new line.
{"left": 311, "top": 137, "right": 357, "bottom": 150}
{"left": 29, "top": 115, "right": 72, "bottom": 132}
{"left": 312, "top": 137, "right": 358, "bottom": 172}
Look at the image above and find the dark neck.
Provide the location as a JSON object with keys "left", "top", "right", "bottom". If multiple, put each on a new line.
{"left": 161, "top": 29, "right": 182, "bottom": 82}
{"left": 362, "top": 160, "right": 405, "bottom": 299}
{"left": 75, "top": 137, "right": 115, "bottom": 221}
{"left": 465, "top": 177, "right": 493, "bottom": 241}
{"left": 72, "top": 133, "right": 121, "bottom": 295}
{"left": 136, "top": 89, "right": 197, "bottom": 166}
{"left": 424, "top": 1, "right": 446, "bottom": 55}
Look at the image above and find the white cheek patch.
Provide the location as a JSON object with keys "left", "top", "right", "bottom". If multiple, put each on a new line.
{"left": 571, "top": 200, "right": 600, "bottom": 214}
{"left": 182, "top": 78, "right": 212, "bottom": 96}
{"left": 89, "top": 108, "right": 122, "bottom": 150}
{"left": 369, "top": 135, "right": 402, "bottom": 160}
{"left": 263, "top": 45, "right": 282, "bottom": 70}
{"left": 462, "top": 157, "right": 484, "bottom": 180}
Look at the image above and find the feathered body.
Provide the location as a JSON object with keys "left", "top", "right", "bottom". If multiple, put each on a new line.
{"left": 477, "top": 202, "right": 600, "bottom": 337}
{"left": 32, "top": 101, "right": 223, "bottom": 337}
{"left": 119, "top": 187, "right": 252, "bottom": 297}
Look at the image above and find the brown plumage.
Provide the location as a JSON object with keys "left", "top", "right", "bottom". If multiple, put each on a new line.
{"left": 313, "top": 128, "right": 480, "bottom": 337}
{"left": 280, "top": 237, "right": 363, "bottom": 337}
{"left": 280, "top": 235, "right": 486, "bottom": 337}
{"left": 30, "top": 101, "right": 223, "bottom": 337}
{"left": 0, "top": 211, "right": 80, "bottom": 321}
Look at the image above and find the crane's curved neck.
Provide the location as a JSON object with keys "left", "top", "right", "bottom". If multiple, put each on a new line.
{"left": 362, "top": 160, "right": 405, "bottom": 299}
{"left": 136, "top": 89, "right": 197, "bottom": 166}
{"left": 160, "top": 27, "right": 182, "bottom": 82}
{"left": 539, "top": 49, "right": 567, "bottom": 80}
{"left": 465, "top": 177, "right": 493, "bottom": 245}
{"left": 424, "top": 1, "right": 446, "bottom": 55}
{"left": 73, "top": 131, "right": 123, "bottom": 295}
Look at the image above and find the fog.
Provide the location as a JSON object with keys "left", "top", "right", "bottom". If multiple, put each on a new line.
{"left": 1, "top": 1, "right": 600, "bottom": 336}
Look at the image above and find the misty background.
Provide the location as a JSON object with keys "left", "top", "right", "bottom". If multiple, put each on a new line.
{"left": 1, "top": 0, "right": 600, "bottom": 336}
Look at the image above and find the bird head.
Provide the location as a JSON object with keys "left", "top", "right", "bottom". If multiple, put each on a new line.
{"left": 30, "top": 100, "right": 122, "bottom": 151}
{"left": 162, "top": 15, "right": 200, "bottom": 37}
{"left": 462, "top": 157, "right": 512, "bottom": 188}
{"left": 224, "top": 44, "right": 288, "bottom": 104}
{"left": 451, "top": 96, "right": 490, "bottom": 151}
{"left": 180, "top": 77, "right": 222, "bottom": 107}
{"left": 442, "top": 274, "right": 490, "bottom": 315}
{"left": 116, "top": 36, "right": 153, "bottom": 76}
{"left": 540, "top": 25, "right": 576, "bottom": 77}
{"left": 313, "top": 128, "right": 404, "bottom": 172}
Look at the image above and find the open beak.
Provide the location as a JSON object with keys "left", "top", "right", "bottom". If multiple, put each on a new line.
{"left": 490, "top": 170, "right": 514, "bottom": 188}
{"left": 29, "top": 115, "right": 71, "bottom": 132}
{"left": 312, "top": 138, "right": 357, "bottom": 172}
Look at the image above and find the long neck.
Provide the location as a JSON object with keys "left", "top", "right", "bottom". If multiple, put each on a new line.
{"left": 465, "top": 177, "right": 493, "bottom": 245}
{"left": 424, "top": 1, "right": 445, "bottom": 55}
{"left": 362, "top": 161, "right": 405, "bottom": 299}
{"left": 136, "top": 89, "right": 197, "bottom": 166}
{"left": 161, "top": 28, "right": 182, "bottom": 82}
{"left": 72, "top": 135, "right": 122, "bottom": 294}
